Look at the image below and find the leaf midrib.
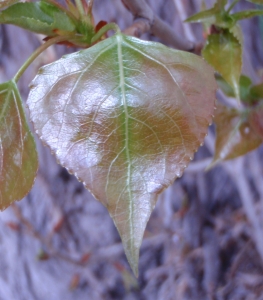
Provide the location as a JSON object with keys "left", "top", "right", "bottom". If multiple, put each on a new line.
{"left": 116, "top": 34, "right": 134, "bottom": 245}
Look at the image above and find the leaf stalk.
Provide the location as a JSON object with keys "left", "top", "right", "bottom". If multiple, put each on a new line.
{"left": 13, "top": 35, "right": 74, "bottom": 83}
{"left": 75, "top": 0, "right": 86, "bottom": 16}
{"left": 91, "top": 23, "right": 120, "bottom": 44}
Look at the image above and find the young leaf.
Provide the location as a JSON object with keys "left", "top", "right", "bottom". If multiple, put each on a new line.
{"left": 231, "top": 10, "right": 263, "bottom": 21}
{"left": 202, "top": 30, "right": 242, "bottom": 100}
{"left": 229, "top": 24, "right": 243, "bottom": 46}
{"left": 27, "top": 32, "right": 216, "bottom": 276}
{"left": 217, "top": 75, "right": 263, "bottom": 105}
{"left": 0, "top": 80, "right": 38, "bottom": 210}
{"left": 250, "top": 82, "right": 263, "bottom": 100}
{"left": 216, "top": 75, "right": 235, "bottom": 97}
{"left": 185, "top": 0, "right": 234, "bottom": 28}
{"left": 185, "top": 5, "right": 219, "bottom": 24}
{"left": 0, "top": 0, "right": 19, "bottom": 10}
{"left": 0, "top": 1, "right": 76, "bottom": 36}
{"left": 239, "top": 76, "right": 253, "bottom": 101}
{"left": 249, "top": 103, "right": 263, "bottom": 138}
{"left": 210, "top": 104, "right": 262, "bottom": 167}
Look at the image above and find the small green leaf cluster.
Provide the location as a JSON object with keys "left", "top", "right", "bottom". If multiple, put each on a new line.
{"left": 0, "top": 0, "right": 115, "bottom": 47}
{"left": 187, "top": 0, "right": 263, "bottom": 167}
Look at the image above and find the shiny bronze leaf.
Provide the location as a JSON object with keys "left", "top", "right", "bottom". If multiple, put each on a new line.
{"left": 210, "top": 104, "right": 262, "bottom": 167}
{"left": 0, "top": 81, "right": 38, "bottom": 209}
{"left": 27, "top": 33, "right": 216, "bottom": 276}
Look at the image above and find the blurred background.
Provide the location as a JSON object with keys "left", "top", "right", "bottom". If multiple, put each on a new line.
{"left": 1, "top": 0, "right": 263, "bottom": 299}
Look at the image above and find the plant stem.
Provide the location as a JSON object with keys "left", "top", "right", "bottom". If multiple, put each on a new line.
{"left": 75, "top": 0, "right": 85, "bottom": 16}
{"left": 13, "top": 35, "right": 73, "bottom": 83}
{"left": 226, "top": 0, "right": 240, "bottom": 13}
{"left": 91, "top": 23, "right": 120, "bottom": 44}
{"left": 87, "top": 0, "right": 94, "bottom": 15}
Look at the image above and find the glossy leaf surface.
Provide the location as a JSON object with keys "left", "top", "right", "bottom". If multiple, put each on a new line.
{"left": 0, "top": 81, "right": 38, "bottom": 209}
{"left": 202, "top": 30, "right": 242, "bottom": 100}
{"left": 211, "top": 104, "right": 262, "bottom": 167}
{"left": 27, "top": 33, "right": 216, "bottom": 276}
{"left": 0, "top": 1, "right": 75, "bottom": 35}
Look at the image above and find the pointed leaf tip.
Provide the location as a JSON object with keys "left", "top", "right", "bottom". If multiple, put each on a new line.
{"left": 27, "top": 33, "right": 216, "bottom": 274}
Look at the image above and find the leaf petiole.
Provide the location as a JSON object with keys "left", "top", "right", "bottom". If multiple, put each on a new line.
{"left": 75, "top": 0, "right": 86, "bottom": 16}
{"left": 91, "top": 23, "right": 120, "bottom": 44}
{"left": 13, "top": 35, "right": 74, "bottom": 83}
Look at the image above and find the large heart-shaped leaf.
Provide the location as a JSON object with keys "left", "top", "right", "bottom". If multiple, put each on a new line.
{"left": 210, "top": 104, "right": 262, "bottom": 168}
{"left": 0, "top": 1, "right": 75, "bottom": 36}
{"left": 27, "top": 33, "right": 216, "bottom": 275}
{"left": 0, "top": 80, "right": 38, "bottom": 209}
{"left": 202, "top": 30, "right": 242, "bottom": 100}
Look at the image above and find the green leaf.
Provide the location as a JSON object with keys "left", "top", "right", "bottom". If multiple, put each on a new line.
{"left": 231, "top": 9, "right": 263, "bottom": 21}
{"left": 202, "top": 30, "right": 242, "bottom": 100}
{"left": 185, "top": 0, "right": 234, "bottom": 28}
{"left": 185, "top": 6, "right": 219, "bottom": 24}
{"left": 250, "top": 82, "right": 263, "bottom": 100}
{"left": 229, "top": 24, "right": 243, "bottom": 46}
{"left": 0, "top": 1, "right": 76, "bottom": 36}
{"left": 216, "top": 74, "right": 235, "bottom": 97}
{"left": 210, "top": 104, "right": 262, "bottom": 167}
{"left": 0, "top": 0, "right": 19, "bottom": 10}
{"left": 217, "top": 75, "right": 263, "bottom": 105}
{"left": 27, "top": 33, "right": 216, "bottom": 276}
{"left": 239, "top": 76, "right": 253, "bottom": 101}
{"left": 0, "top": 80, "right": 38, "bottom": 210}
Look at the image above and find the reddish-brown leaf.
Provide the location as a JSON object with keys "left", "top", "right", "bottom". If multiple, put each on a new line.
{"left": 211, "top": 104, "right": 262, "bottom": 167}
{"left": 27, "top": 33, "right": 216, "bottom": 275}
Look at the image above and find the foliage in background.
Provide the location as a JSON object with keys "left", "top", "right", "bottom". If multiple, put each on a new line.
{"left": 186, "top": 0, "right": 263, "bottom": 166}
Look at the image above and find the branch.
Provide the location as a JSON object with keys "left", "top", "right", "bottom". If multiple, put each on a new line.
{"left": 122, "top": 0, "right": 194, "bottom": 51}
